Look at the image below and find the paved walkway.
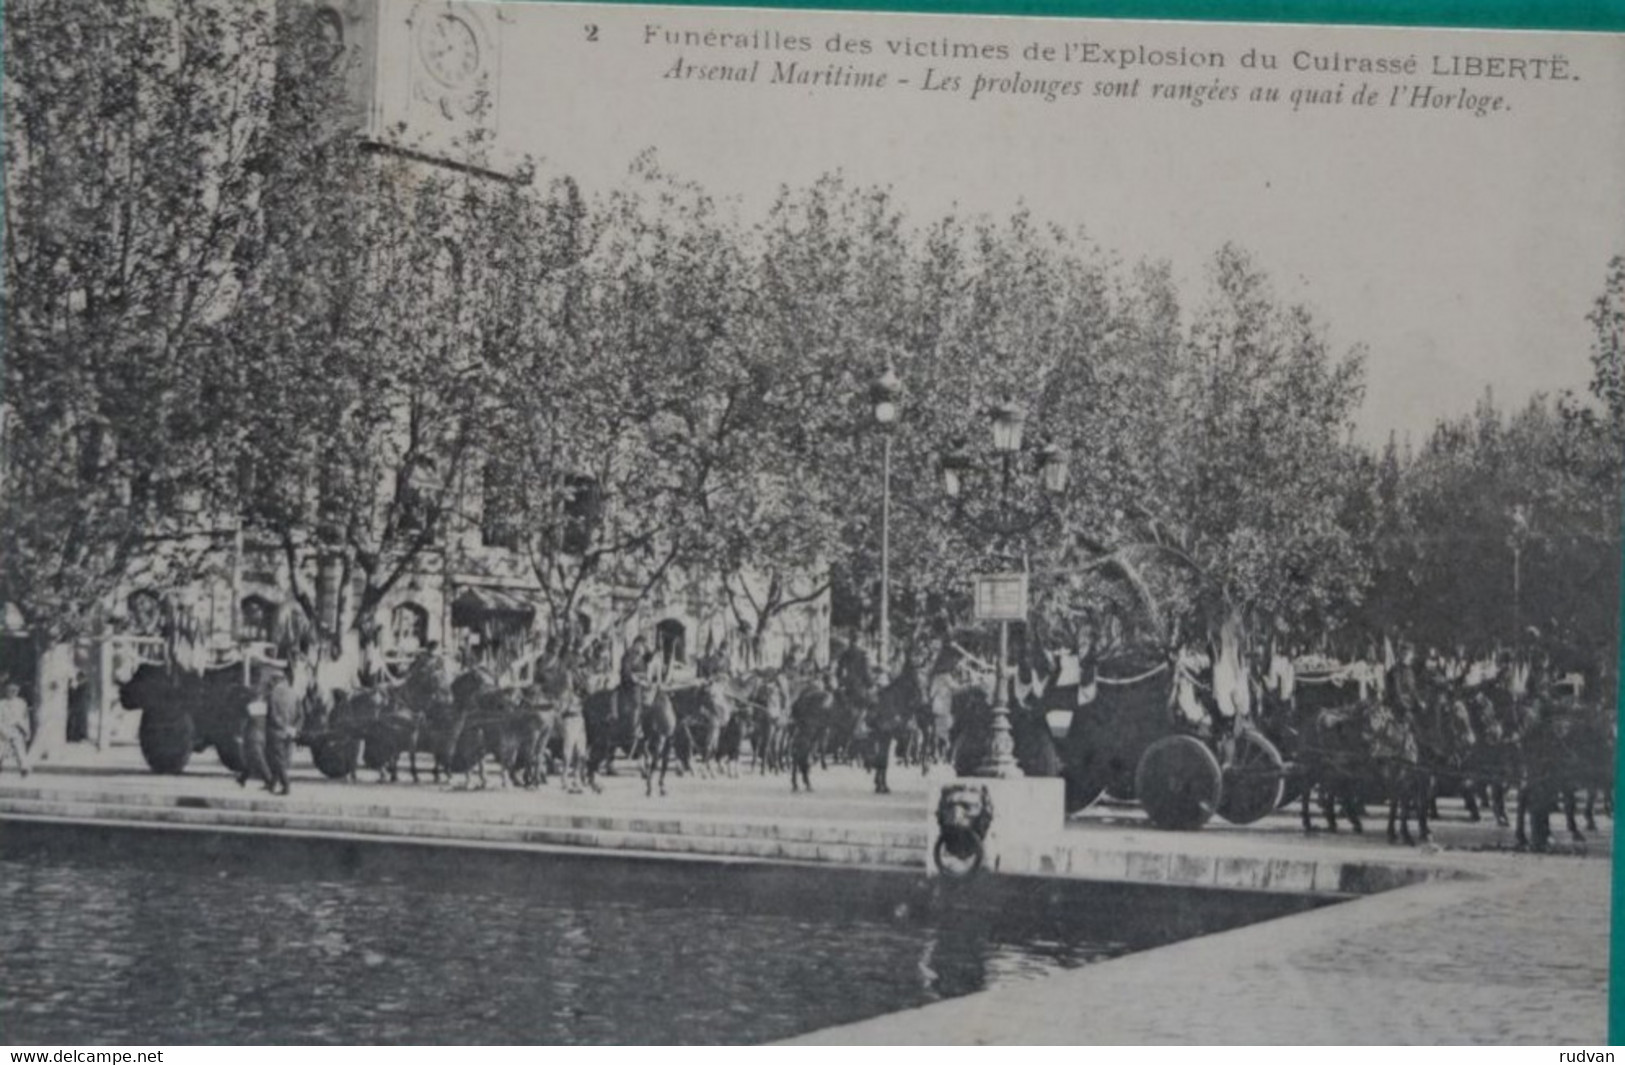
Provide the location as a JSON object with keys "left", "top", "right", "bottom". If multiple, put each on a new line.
{"left": 3, "top": 740, "right": 1615, "bottom": 1044}
{"left": 790, "top": 852, "right": 1610, "bottom": 1044}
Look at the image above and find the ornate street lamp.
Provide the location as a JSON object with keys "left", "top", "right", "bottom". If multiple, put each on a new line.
{"left": 1037, "top": 442, "right": 1070, "bottom": 496}
{"left": 988, "top": 401, "right": 1026, "bottom": 454}
{"left": 938, "top": 444, "right": 972, "bottom": 500}
{"left": 872, "top": 366, "right": 902, "bottom": 673}
{"left": 1509, "top": 503, "right": 1530, "bottom": 651}
{"left": 941, "top": 402, "right": 1070, "bottom": 778}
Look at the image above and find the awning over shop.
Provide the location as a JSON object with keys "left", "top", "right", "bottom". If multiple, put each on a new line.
{"left": 451, "top": 586, "right": 537, "bottom": 628}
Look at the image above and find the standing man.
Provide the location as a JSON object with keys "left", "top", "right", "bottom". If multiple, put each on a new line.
{"left": 836, "top": 634, "right": 875, "bottom": 709}
{"left": 555, "top": 646, "right": 596, "bottom": 795}
{"left": 264, "top": 668, "right": 300, "bottom": 796}
{"left": 0, "top": 679, "right": 32, "bottom": 776}
{"left": 619, "top": 635, "right": 652, "bottom": 709}
{"left": 237, "top": 675, "right": 271, "bottom": 789}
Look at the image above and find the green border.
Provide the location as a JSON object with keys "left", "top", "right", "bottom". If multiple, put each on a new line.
{"left": 4, "top": 0, "right": 1620, "bottom": 1045}
{"left": 570, "top": 0, "right": 1625, "bottom": 29}
{"left": 1616, "top": 489, "right": 1624, "bottom": 1047}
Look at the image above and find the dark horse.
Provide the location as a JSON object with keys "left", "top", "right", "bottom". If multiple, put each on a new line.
{"left": 863, "top": 667, "right": 929, "bottom": 794}
{"left": 585, "top": 676, "right": 642, "bottom": 780}
{"left": 671, "top": 679, "right": 735, "bottom": 780}
{"left": 1509, "top": 674, "right": 1615, "bottom": 850}
{"left": 785, "top": 672, "right": 836, "bottom": 794}
{"left": 1286, "top": 665, "right": 1430, "bottom": 844}
{"left": 638, "top": 683, "right": 680, "bottom": 797}
{"left": 447, "top": 667, "right": 556, "bottom": 790}
{"left": 744, "top": 670, "right": 791, "bottom": 774}
{"left": 353, "top": 653, "right": 456, "bottom": 784}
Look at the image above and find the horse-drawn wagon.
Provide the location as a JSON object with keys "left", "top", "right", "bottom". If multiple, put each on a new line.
{"left": 114, "top": 637, "right": 287, "bottom": 774}
{"left": 1025, "top": 651, "right": 1286, "bottom": 831}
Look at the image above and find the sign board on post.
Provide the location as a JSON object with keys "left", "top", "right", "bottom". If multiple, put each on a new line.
{"left": 973, "top": 573, "right": 1028, "bottom": 621}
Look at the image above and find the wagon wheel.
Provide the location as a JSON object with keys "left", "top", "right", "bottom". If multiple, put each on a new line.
{"left": 1217, "top": 729, "right": 1284, "bottom": 825}
{"left": 214, "top": 732, "right": 246, "bottom": 774}
{"left": 1134, "top": 735, "right": 1222, "bottom": 831}
{"left": 138, "top": 710, "right": 194, "bottom": 774}
{"left": 310, "top": 736, "right": 359, "bottom": 780}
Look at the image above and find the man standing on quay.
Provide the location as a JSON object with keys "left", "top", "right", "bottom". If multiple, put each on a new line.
{"left": 264, "top": 669, "right": 300, "bottom": 796}
{"left": 0, "top": 679, "right": 32, "bottom": 775}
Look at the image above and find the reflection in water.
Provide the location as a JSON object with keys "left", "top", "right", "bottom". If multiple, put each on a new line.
{"left": 0, "top": 828, "right": 1316, "bottom": 1044}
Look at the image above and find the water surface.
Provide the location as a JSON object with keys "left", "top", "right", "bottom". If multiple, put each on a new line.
{"left": 0, "top": 823, "right": 1321, "bottom": 1043}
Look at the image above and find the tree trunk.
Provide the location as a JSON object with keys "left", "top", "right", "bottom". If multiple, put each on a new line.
{"left": 32, "top": 641, "right": 77, "bottom": 762}
{"left": 1212, "top": 608, "right": 1252, "bottom": 723}
{"left": 316, "top": 553, "right": 343, "bottom": 641}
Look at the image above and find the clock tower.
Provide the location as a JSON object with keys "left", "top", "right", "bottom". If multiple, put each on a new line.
{"left": 281, "top": 0, "right": 511, "bottom": 178}
{"left": 408, "top": 3, "right": 498, "bottom": 131}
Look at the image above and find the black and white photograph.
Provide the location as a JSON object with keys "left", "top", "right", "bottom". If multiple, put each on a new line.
{"left": 2, "top": 0, "right": 1623, "bottom": 1045}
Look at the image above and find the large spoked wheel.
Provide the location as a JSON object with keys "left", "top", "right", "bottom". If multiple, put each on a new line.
{"left": 138, "top": 710, "right": 195, "bottom": 775}
{"left": 310, "top": 736, "right": 359, "bottom": 780}
{"left": 214, "top": 733, "right": 246, "bottom": 774}
{"left": 1135, "top": 735, "right": 1222, "bottom": 831}
{"left": 1218, "top": 729, "right": 1285, "bottom": 825}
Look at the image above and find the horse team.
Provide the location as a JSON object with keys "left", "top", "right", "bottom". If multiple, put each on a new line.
{"left": 1252, "top": 651, "right": 1616, "bottom": 850}
{"left": 117, "top": 637, "right": 1615, "bottom": 853}
{"left": 292, "top": 649, "right": 956, "bottom": 797}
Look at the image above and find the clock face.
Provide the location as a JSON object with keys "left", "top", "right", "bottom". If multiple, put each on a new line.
{"left": 312, "top": 7, "right": 345, "bottom": 72}
{"left": 418, "top": 12, "right": 481, "bottom": 89}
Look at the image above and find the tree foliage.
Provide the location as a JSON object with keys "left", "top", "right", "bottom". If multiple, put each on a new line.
{"left": 5, "top": 0, "right": 1620, "bottom": 689}
{"left": 3, "top": 0, "right": 272, "bottom": 645}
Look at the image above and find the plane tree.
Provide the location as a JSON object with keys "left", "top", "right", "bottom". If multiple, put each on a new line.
{"left": 2, "top": 0, "right": 275, "bottom": 746}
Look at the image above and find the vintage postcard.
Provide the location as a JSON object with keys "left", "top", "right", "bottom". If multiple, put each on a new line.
{"left": 2, "top": 0, "right": 1622, "bottom": 1047}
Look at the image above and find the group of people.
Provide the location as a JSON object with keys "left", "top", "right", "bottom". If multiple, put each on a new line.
{"left": 235, "top": 665, "right": 302, "bottom": 795}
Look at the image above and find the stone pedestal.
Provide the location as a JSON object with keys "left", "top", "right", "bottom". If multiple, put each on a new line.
{"left": 925, "top": 775, "right": 1065, "bottom": 878}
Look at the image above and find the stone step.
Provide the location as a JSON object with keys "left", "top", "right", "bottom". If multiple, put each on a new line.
{"left": 0, "top": 781, "right": 928, "bottom": 849}
{"left": 0, "top": 796, "right": 927, "bottom": 869}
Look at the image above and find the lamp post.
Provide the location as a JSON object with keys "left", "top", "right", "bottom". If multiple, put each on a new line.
{"left": 872, "top": 366, "right": 902, "bottom": 674}
{"left": 1510, "top": 504, "right": 1530, "bottom": 649}
{"left": 940, "top": 402, "right": 1070, "bottom": 778}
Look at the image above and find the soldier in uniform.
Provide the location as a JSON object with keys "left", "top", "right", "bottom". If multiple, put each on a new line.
{"left": 1388, "top": 641, "right": 1424, "bottom": 718}
{"left": 836, "top": 637, "right": 877, "bottom": 727}
{"left": 619, "top": 636, "right": 653, "bottom": 706}
{"left": 264, "top": 668, "right": 300, "bottom": 796}
{"left": 237, "top": 673, "right": 272, "bottom": 789}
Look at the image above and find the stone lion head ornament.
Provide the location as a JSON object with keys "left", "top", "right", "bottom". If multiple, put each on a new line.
{"left": 934, "top": 783, "right": 995, "bottom": 877}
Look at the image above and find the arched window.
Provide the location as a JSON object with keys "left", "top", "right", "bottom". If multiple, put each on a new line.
{"left": 239, "top": 595, "right": 277, "bottom": 644}
{"left": 391, "top": 602, "right": 429, "bottom": 655}
{"left": 126, "top": 590, "right": 163, "bottom": 636}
